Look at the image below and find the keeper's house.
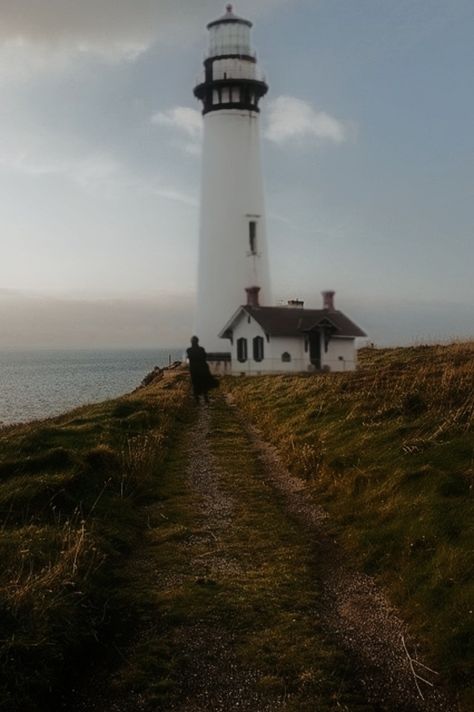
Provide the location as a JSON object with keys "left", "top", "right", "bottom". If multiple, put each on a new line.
{"left": 219, "top": 288, "right": 366, "bottom": 375}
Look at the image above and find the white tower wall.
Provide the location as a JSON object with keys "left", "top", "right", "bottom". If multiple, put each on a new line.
{"left": 195, "top": 109, "right": 271, "bottom": 351}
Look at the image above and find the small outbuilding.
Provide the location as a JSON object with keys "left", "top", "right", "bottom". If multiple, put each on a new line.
{"left": 218, "top": 288, "right": 366, "bottom": 375}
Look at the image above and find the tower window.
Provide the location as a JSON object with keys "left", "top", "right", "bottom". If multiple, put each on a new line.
{"left": 253, "top": 336, "right": 264, "bottom": 362}
{"left": 237, "top": 337, "right": 248, "bottom": 363}
{"left": 249, "top": 221, "right": 257, "bottom": 255}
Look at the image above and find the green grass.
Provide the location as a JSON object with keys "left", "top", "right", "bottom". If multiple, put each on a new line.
{"left": 225, "top": 341, "right": 474, "bottom": 708}
{"left": 0, "top": 372, "right": 190, "bottom": 712}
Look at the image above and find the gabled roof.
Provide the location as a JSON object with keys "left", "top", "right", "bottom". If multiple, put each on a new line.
{"left": 219, "top": 306, "right": 366, "bottom": 339}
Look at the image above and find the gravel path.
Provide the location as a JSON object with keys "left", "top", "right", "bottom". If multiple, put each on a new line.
{"left": 167, "top": 405, "right": 281, "bottom": 712}
{"left": 227, "top": 396, "right": 459, "bottom": 712}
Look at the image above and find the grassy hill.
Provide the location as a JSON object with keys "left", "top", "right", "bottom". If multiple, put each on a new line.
{"left": 0, "top": 372, "right": 189, "bottom": 711}
{"left": 0, "top": 343, "right": 472, "bottom": 709}
{"left": 226, "top": 341, "right": 474, "bottom": 707}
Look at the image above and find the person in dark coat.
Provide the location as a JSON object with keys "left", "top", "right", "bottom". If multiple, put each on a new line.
{"left": 186, "top": 336, "right": 217, "bottom": 404}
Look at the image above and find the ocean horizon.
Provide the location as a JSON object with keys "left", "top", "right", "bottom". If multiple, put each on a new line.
{"left": 0, "top": 348, "right": 184, "bottom": 426}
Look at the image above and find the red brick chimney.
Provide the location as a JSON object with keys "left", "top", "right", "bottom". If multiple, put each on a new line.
{"left": 246, "top": 286, "right": 260, "bottom": 307}
{"left": 322, "top": 290, "right": 336, "bottom": 311}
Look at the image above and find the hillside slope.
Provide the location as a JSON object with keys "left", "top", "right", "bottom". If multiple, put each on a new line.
{"left": 226, "top": 342, "right": 474, "bottom": 707}
{"left": 0, "top": 371, "right": 189, "bottom": 711}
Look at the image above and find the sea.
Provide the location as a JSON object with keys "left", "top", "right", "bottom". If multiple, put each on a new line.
{"left": 0, "top": 348, "right": 184, "bottom": 426}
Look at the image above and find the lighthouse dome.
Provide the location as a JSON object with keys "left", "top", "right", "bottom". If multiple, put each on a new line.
{"left": 207, "top": 5, "right": 253, "bottom": 29}
{"left": 207, "top": 5, "right": 253, "bottom": 57}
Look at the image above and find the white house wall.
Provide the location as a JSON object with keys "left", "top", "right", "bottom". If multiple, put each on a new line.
{"left": 268, "top": 336, "right": 308, "bottom": 373}
{"left": 225, "top": 312, "right": 309, "bottom": 375}
{"left": 321, "top": 336, "right": 357, "bottom": 371}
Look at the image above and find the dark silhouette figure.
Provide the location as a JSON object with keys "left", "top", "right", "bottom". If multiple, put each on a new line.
{"left": 186, "top": 336, "right": 218, "bottom": 404}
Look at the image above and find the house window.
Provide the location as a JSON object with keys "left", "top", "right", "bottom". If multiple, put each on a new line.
{"left": 281, "top": 352, "right": 291, "bottom": 363}
{"left": 249, "top": 221, "right": 257, "bottom": 254}
{"left": 237, "top": 337, "right": 248, "bottom": 363}
{"left": 253, "top": 336, "right": 264, "bottom": 362}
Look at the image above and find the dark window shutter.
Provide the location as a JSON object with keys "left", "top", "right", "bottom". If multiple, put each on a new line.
{"left": 237, "top": 338, "right": 248, "bottom": 363}
{"left": 253, "top": 336, "right": 264, "bottom": 362}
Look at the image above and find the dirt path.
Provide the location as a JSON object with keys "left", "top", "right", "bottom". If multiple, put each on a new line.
{"left": 64, "top": 396, "right": 458, "bottom": 711}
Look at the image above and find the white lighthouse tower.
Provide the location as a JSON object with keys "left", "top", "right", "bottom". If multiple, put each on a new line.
{"left": 193, "top": 5, "right": 272, "bottom": 355}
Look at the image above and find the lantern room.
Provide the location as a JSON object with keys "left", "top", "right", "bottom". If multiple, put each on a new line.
{"left": 207, "top": 4, "right": 252, "bottom": 57}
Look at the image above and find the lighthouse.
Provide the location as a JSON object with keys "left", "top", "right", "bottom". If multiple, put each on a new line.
{"left": 193, "top": 5, "right": 272, "bottom": 355}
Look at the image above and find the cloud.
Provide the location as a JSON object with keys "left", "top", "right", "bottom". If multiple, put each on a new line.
{"left": 0, "top": 1, "right": 294, "bottom": 84}
{"left": 152, "top": 107, "right": 203, "bottom": 156}
{"left": 152, "top": 107, "right": 203, "bottom": 140}
{"left": 0, "top": 1, "right": 180, "bottom": 48}
{"left": 0, "top": 40, "right": 74, "bottom": 85}
{"left": 149, "top": 185, "right": 198, "bottom": 207}
{"left": 0, "top": 1, "right": 291, "bottom": 59}
{"left": 7, "top": 151, "right": 121, "bottom": 186}
{"left": 265, "top": 95, "right": 349, "bottom": 146}
{"left": 151, "top": 94, "right": 350, "bottom": 157}
{"left": 0, "top": 128, "right": 127, "bottom": 196}
{"left": 0, "top": 126, "right": 199, "bottom": 207}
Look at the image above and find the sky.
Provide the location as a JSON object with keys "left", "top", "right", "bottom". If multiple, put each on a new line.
{"left": 0, "top": 0, "right": 473, "bottom": 348}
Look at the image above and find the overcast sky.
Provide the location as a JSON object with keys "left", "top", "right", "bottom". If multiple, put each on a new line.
{"left": 1, "top": 0, "right": 473, "bottom": 348}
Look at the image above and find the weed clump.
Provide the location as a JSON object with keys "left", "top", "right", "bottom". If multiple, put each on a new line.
{"left": 401, "top": 391, "right": 426, "bottom": 416}
{"left": 288, "top": 437, "right": 325, "bottom": 480}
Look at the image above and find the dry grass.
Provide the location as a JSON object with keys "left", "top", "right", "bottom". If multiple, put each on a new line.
{"left": 225, "top": 341, "right": 474, "bottom": 708}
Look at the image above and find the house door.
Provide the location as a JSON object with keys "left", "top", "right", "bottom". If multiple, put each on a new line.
{"left": 309, "top": 332, "right": 321, "bottom": 369}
